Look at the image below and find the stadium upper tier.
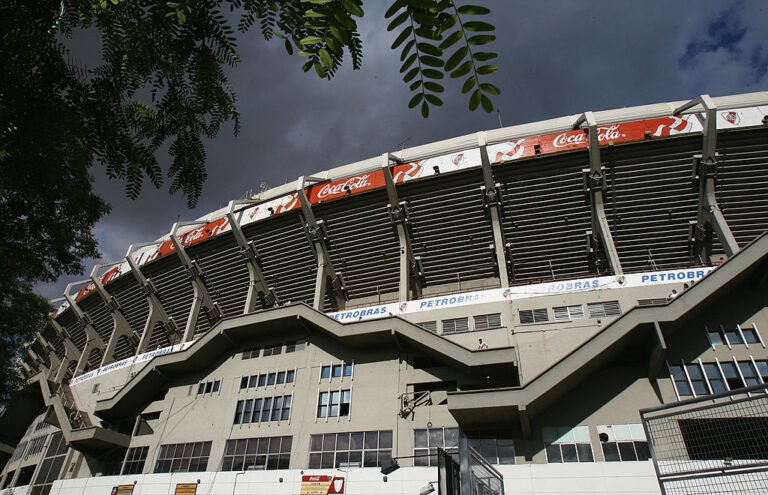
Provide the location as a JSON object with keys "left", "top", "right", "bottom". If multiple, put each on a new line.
{"left": 34, "top": 92, "right": 768, "bottom": 381}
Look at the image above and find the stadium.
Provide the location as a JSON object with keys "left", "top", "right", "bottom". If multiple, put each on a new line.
{"left": 2, "top": 91, "right": 768, "bottom": 495}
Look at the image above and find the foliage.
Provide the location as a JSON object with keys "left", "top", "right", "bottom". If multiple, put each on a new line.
{"left": 0, "top": 0, "right": 497, "bottom": 406}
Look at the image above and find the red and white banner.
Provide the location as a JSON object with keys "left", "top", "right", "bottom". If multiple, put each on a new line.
{"left": 240, "top": 192, "right": 301, "bottom": 227}
{"left": 307, "top": 172, "right": 387, "bottom": 203}
{"left": 300, "top": 475, "right": 345, "bottom": 495}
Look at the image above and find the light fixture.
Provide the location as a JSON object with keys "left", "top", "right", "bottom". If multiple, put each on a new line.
{"left": 419, "top": 483, "right": 435, "bottom": 495}
{"left": 380, "top": 459, "right": 400, "bottom": 475}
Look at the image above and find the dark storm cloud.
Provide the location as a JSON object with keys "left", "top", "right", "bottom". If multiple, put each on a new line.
{"left": 37, "top": 0, "right": 768, "bottom": 299}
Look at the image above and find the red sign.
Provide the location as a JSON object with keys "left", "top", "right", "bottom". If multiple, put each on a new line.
{"left": 300, "top": 475, "right": 345, "bottom": 495}
{"left": 149, "top": 216, "right": 231, "bottom": 261}
{"left": 307, "top": 171, "right": 387, "bottom": 203}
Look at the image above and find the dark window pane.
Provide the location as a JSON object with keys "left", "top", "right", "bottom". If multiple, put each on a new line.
{"left": 363, "top": 451, "right": 378, "bottom": 467}
{"left": 310, "top": 435, "right": 322, "bottom": 452}
{"left": 277, "top": 371, "right": 286, "bottom": 384}
{"left": 286, "top": 370, "right": 296, "bottom": 383}
{"left": 379, "top": 431, "right": 393, "bottom": 449}
{"left": 414, "top": 429, "right": 428, "bottom": 448}
{"left": 321, "top": 366, "right": 330, "bottom": 379}
{"left": 545, "top": 445, "right": 562, "bottom": 463}
{"left": 618, "top": 442, "right": 637, "bottom": 461}
{"left": 258, "top": 374, "right": 267, "bottom": 387}
{"left": 350, "top": 432, "right": 363, "bottom": 450}
{"left": 743, "top": 327, "right": 761, "bottom": 344}
{"left": 321, "top": 452, "right": 334, "bottom": 469}
{"left": 364, "top": 431, "right": 378, "bottom": 449}
{"left": 602, "top": 442, "right": 620, "bottom": 462}
{"left": 576, "top": 443, "right": 593, "bottom": 462}
{"left": 332, "top": 365, "right": 342, "bottom": 377}
{"left": 343, "top": 364, "right": 353, "bottom": 377}
{"left": 240, "top": 377, "right": 249, "bottom": 389}
{"left": 323, "top": 434, "right": 336, "bottom": 451}
{"left": 248, "top": 376, "right": 258, "bottom": 388}
{"left": 336, "top": 433, "right": 350, "bottom": 451}
{"left": 308, "top": 453, "right": 321, "bottom": 469}
{"left": 561, "top": 444, "right": 578, "bottom": 462}
{"left": 635, "top": 442, "right": 651, "bottom": 461}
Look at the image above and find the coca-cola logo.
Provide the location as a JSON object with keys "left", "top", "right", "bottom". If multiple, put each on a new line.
{"left": 551, "top": 125, "right": 623, "bottom": 148}
{"left": 316, "top": 175, "right": 371, "bottom": 199}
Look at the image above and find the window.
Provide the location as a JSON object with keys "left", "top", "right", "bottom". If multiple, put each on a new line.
{"left": 755, "top": 360, "right": 768, "bottom": 383}
{"left": 286, "top": 340, "right": 306, "bottom": 353}
{"left": 703, "top": 363, "right": 728, "bottom": 394}
{"left": 308, "top": 431, "right": 392, "bottom": 469}
{"left": 240, "top": 370, "right": 296, "bottom": 390}
{"left": 197, "top": 379, "right": 221, "bottom": 396}
{"left": 242, "top": 347, "right": 260, "bottom": 360}
{"left": 262, "top": 344, "right": 282, "bottom": 356}
{"left": 686, "top": 364, "right": 709, "bottom": 396}
{"left": 553, "top": 305, "right": 584, "bottom": 321}
{"left": 723, "top": 327, "right": 744, "bottom": 346}
{"left": 473, "top": 313, "right": 502, "bottom": 330}
{"left": 320, "top": 363, "right": 353, "bottom": 380}
{"left": 466, "top": 435, "right": 515, "bottom": 465}
{"left": 24, "top": 435, "right": 47, "bottom": 459}
{"left": 669, "top": 364, "right": 693, "bottom": 397}
{"left": 739, "top": 361, "right": 761, "bottom": 386}
{"left": 222, "top": 436, "right": 292, "bottom": 471}
{"left": 587, "top": 300, "right": 621, "bottom": 318}
{"left": 720, "top": 361, "right": 745, "bottom": 390}
{"left": 706, "top": 326, "right": 725, "bottom": 346}
{"left": 123, "top": 446, "right": 149, "bottom": 475}
{"left": 543, "top": 426, "right": 594, "bottom": 463}
{"left": 598, "top": 424, "right": 650, "bottom": 462}
{"left": 417, "top": 321, "right": 437, "bottom": 333}
{"left": 317, "top": 389, "right": 351, "bottom": 418}
{"left": 233, "top": 396, "right": 292, "bottom": 425}
{"left": 413, "top": 427, "right": 459, "bottom": 466}
{"left": 154, "top": 441, "right": 212, "bottom": 473}
{"left": 742, "top": 324, "right": 763, "bottom": 345}
{"left": 519, "top": 308, "right": 549, "bottom": 324}
{"left": 442, "top": 317, "right": 469, "bottom": 334}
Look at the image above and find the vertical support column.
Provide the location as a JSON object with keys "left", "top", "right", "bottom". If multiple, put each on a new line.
{"left": 63, "top": 282, "right": 106, "bottom": 376}
{"left": 296, "top": 179, "right": 347, "bottom": 311}
{"left": 36, "top": 331, "right": 61, "bottom": 381}
{"left": 49, "top": 319, "right": 81, "bottom": 384}
{"left": 89, "top": 264, "right": 138, "bottom": 367}
{"left": 125, "top": 244, "right": 179, "bottom": 354}
{"left": 169, "top": 223, "right": 221, "bottom": 342}
{"left": 226, "top": 201, "right": 277, "bottom": 312}
{"left": 478, "top": 132, "right": 511, "bottom": 287}
{"left": 680, "top": 95, "right": 740, "bottom": 262}
{"left": 579, "top": 112, "right": 623, "bottom": 275}
{"left": 381, "top": 154, "right": 424, "bottom": 301}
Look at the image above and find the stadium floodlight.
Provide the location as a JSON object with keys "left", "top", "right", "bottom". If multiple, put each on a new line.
{"left": 380, "top": 459, "right": 400, "bottom": 475}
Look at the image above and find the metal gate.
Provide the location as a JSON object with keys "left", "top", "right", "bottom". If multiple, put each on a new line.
{"left": 640, "top": 383, "right": 768, "bottom": 494}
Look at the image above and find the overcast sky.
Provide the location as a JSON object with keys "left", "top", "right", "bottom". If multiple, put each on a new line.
{"left": 38, "top": 0, "right": 768, "bottom": 299}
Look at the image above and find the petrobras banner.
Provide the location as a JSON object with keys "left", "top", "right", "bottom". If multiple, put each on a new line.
{"left": 70, "top": 341, "right": 195, "bottom": 386}
{"left": 327, "top": 266, "right": 716, "bottom": 323}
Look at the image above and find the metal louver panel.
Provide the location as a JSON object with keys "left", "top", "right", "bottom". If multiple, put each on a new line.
{"left": 587, "top": 300, "right": 621, "bottom": 318}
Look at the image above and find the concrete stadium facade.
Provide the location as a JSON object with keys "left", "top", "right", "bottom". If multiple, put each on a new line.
{"left": 2, "top": 92, "right": 768, "bottom": 495}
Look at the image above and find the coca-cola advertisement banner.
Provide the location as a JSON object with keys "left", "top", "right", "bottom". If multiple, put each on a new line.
{"left": 307, "top": 171, "right": 387, "bottom": 203}
{"left": 148, "top": 216, "right": 232, "bottom": 261}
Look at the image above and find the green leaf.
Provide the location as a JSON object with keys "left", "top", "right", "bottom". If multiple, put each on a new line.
{"left": 450, "top": 60, "right": 472, "bottom": 78}
{"left": 166, "top": 1, "right": 179, "bottom": 7}
{"left": 403, "top": 67, "right": 419, "bottom": 83}
{"left": 340, "top": 0, "right": 364, "bottom": 17}
{"left": 410, "top": 80, "right": 422, "bottom": 90}
{"left": 467, "top": 34, "right": 496, "bottom": 45}
{"left": 419, "top": 55, "right": 444, "bottom": 67}
{"left": 300, "top": 36, "right": 323, "bottom": 45}
{"left": 457, "top": 5, "right": 490, "bottom": 15}
{"left": 305, "top": 9, "right": 327, "bottom": 18}
{"left": 391, "top": 26, "right": 412, "bottom": 49}
{"left": 413, "top": 13, "right": 440, "bottom": 26}
{"left": 385, "top": 0, "right": 407, "bottom": 18}
{"left": 444, "top": 46, "right": 467, "bottom": 71}
{"left": 425, "top": 94, "right": 443, "bottom": 106}
{"left": 421, "top": 100, "right": 429, "bottom": 118}
{"left": 438, "top": 30, "right": 462, "bottom": 50}
{"left": 480, "top": 82, "right": 501, "bottom": 95}
{"left": 387, "top": 10, "right": 409, "bottom": 31}
{"left": 329, "top": 26, "right": 346, "bottom": 43}
{"left": 302, "top": 60, "right": 313, "bottom": 72}
{"left": 408, "top": 92, "right": 424, "bottom": 108}
{"left": 472, "top": 52, "right": 497, "bottom": 61}
{"left": 298, "top": 51, "right": 314, "bottom": 57}
{"left": 313, "top": 60, "right": 326, "bottom": 78}
{"left": 424, "top": 81, "right": 444, "bottom": 93}
{"left": 461, "top": 75, "right": 476, "bottom": 94}
{"left": 319, "top": 48, "right": 333, "bottom": 69}
{"left": 400, "top": 53, "right": 417, "bottom": 73}
{"left": 400, "top": 39, "right": 416, "bottom": 60}
{"left": 415, "top": 26, "right": 439, "bottom": 39}
{"left": 422, "top": 68, "right": 444, "bottom": 79}
{"left": 476, "top": 64, "right": 497, "bottom": 75}
{"left": 469, "top": 89, "right": 482, "bottom": 111}
{"left": 417, "top": 42, "right": 442, "bottom": 56}
{"left": 480, "top": 93, "right": 493, "bottom": 112}
{"left": 284, "top": 39, "right": 294, "bottom": 55}
{"left": 463, "top": 21, "right": 494, "bottom": 32}
{"left": 176, "top": 10, "right": 186, "bottom": 23}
